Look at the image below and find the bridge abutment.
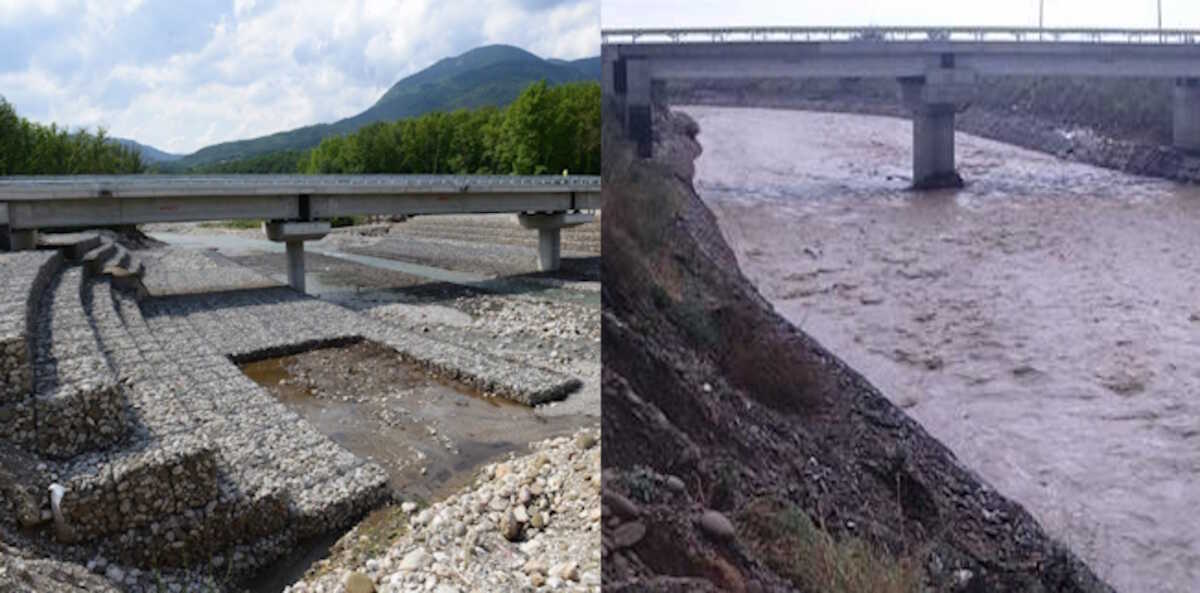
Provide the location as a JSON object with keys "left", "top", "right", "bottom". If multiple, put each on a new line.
{"left": 1173, "top": 78, "right": 1200, "bottom": 152}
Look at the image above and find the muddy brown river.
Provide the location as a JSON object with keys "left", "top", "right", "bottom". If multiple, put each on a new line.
{"left": 683, "top": 106, "right": 1200, "bottom": 593}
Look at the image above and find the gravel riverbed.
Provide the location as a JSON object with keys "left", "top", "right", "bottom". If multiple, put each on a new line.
{"left": 284, "top": 428, "right": 601, "bottom": 593}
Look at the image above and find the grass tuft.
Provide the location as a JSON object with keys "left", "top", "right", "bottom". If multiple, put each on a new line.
{"left": 739, "top": 496, "right": 923, "bottom": 593}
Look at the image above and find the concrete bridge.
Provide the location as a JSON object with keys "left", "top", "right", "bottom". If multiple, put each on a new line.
{"left": 602, "top": 26, "right": 1200, "bottom": 188}
{"left": 0, "top": 175, "right": 601, "bottom": 291}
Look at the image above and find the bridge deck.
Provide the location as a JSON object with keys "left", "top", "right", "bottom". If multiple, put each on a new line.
{"left": 0, "top": 175, "right": 601, "bottom": 229}
{"left": 604, "top": 27, "right": 1200, "bottom": 79}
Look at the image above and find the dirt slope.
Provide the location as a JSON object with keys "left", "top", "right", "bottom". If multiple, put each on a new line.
{"left": 599, "top": 101, "right": 1116, "bottom": 593}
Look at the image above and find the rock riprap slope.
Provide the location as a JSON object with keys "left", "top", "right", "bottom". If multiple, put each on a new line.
{"left": 0, "top": 238, "right": 398, "bottom": 592}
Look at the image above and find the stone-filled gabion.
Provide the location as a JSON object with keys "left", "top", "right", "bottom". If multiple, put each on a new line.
{"left": 3, "top": 248, "right": 412, "bottom": 590}
{"left": 0, "top": 251, "right": 61, "bottom": 404}
{"left": 20, "top": 265, "right": 130, "bottom": 460}
{"left": 60, "top": 453, "right": 122, "bottom": 539}
{"left": 0, "top": 335, "right": 32, "bottom": 401}
{"left": 33, "top": 378, "right": 126, "bottom": 460}
{"left": 141, "top": 280, "right": 582, "bottom": 406}
{"left": 57, "top": 436, "right": 221, "bottom": 543}
{"left": 0, "top": 396, "right": 37, "bottom": 448}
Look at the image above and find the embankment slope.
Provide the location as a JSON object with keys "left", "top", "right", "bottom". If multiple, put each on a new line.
{"left": 599, "top": 102, "right": 1115, "bottom": 592}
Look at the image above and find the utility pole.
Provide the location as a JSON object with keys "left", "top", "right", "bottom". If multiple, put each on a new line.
{"left": 1158, "top": 0, "right": 1163, "bottom": 41}
{"left": 1039, "top": 0, "right": 1044, "bottom": 40}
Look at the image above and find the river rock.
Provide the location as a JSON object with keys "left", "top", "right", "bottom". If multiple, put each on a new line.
{"left": 500, "top": 509, "right": 521, "bottom": 541}
{"left": 665, "top": 475, "right": 686, "bottom": 493}
{"left": 105, "top": 565, "right": 125, "bottom": 583}
{"left": 700, "top": 510, "right": 735, "bottom": 541}
{"left": 344, "top": 571, "right": 375, "bottom": 593}
{"left": 611, "top": 521, "right": 646, "bottom": 548}
{"left": 399, "top": 548, "right": 429, "bottom": 571}
{"left": 575, "top": 432, "right": 597, "bottom": 450}
{"left": 603, "top": 491, "right": 641, "bottom": 518}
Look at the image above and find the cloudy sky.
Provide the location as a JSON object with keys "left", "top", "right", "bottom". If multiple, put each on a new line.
{"left": 0, "top": 0, "right": 598, "bottom": 154}
{"left": 602, "top": 0, "right": 1200, "bottom": 31}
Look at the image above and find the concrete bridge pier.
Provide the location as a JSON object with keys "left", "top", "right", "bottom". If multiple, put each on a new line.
{"left": 607, "top": 49, "right": 654, "bottom": 158}
{"left": 623, "top": 59, "right": 653, "bottom": 158}
{"left": 1173, "top": 78, "right": 1200, "bottom": 152}
{"left": 0, "top": 204, "right": 34, "bottom": 251}
{"left": 517, "top": 212, "right": 595, "bottom": 272}
{"left": 264, "top": 220, "right": 331, "bottom": 293}
{"left": 912, "top": 104, "right": 959, "bottom": 189}
{"left": 6, "top": 229, "right": 37, "bottom": 251}
{"left": 900, "top": 70, "right": 974, "bottom": 189}
{"left": 285, "top": 240, "right": 305, "bottom": 292}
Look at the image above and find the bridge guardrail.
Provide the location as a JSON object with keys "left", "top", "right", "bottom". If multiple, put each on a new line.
{"left": 602, "top": 26, "right": 1200, "bottom": 45}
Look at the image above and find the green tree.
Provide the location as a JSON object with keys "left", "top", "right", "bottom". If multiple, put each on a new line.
{"left": 0, "top": 96, "right": 143, "bottom": 175}
{"left": 298, "top": 80, "right": 600, "bottom": 176}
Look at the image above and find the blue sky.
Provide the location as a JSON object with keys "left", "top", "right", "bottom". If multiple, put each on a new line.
{"left": 602, "top": 0, "right": 1200, "bottom": 30}
{"left": 0, "top": 0, "right": 599, "bottom": 154}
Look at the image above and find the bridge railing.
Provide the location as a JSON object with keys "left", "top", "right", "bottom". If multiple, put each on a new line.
{"left": 602, "top": 26, "right": 1200, "bottom": 45}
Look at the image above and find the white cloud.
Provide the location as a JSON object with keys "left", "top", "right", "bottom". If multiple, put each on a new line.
{"left": 0, "top": 0, "right": 599, "bottom": 154}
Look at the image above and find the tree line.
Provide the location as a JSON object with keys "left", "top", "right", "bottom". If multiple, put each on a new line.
{"left": 300, "top": 80, "right": 599, "bottom": 175}
{"left": 182, "top": 80, "right": 601, "bottom": 176}
{"left": 0, "top": 97, "right": 144, "bottom": 175}
{"left": 4, "top": 79, "right": 600, "bottom": 177}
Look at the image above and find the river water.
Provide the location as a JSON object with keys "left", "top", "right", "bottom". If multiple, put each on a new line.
{"left": 683, "top": 105, "right": 1200, "bottom": 593}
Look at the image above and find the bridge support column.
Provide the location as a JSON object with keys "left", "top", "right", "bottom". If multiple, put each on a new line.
{"left": 285, "top": 240, "right": 305, "bottom": 293}
{"left": 912, "top": 105, "right": 960, "bottom": 189}
{"left": 1174, "top": 78, "right": 1200, "bottom": 152}
{"left": 900, "top": 71, "right": 973, "bottom": 190}
{"left": 621, "top": 58, "right": 653, "bottom": 158}
{"left": 8, "top": 229, "right": 37, "bottom": 251}
{"left": 517, "top": 211, "right": 595, "bottom": 272}
{"left": 537, "top": 229, "right": 562, "bottom": 272}
{"left": 264, "top": 220, "right": 331, "bottom": 294}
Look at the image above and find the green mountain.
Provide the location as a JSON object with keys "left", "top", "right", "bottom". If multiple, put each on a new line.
{"left": 171, "top": 44, "right": 599, "bottom": 169}
{"left": 565, "top": 57, "right": 601, "bottom": 79}
{"left": 112, "top": 137, "right": 182, "bottom": 162}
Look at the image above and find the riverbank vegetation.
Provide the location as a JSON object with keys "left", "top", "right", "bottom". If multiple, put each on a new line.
{"left": 0, "top": 97, "right": 144, "bottom": 175}
{"left": 739, "top": 496, "right": 923, "bottom": 593}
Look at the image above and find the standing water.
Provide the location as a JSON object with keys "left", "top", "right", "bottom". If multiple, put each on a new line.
{"left": 237, "top": 341, "right": 587, "bottom": 591}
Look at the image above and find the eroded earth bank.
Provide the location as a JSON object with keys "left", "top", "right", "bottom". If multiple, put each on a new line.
{"left": 0, "top": 215, "right": 600, "bottom": 593}
{"left": 601, "top": 103, "right": 1115, "bottom": 592}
